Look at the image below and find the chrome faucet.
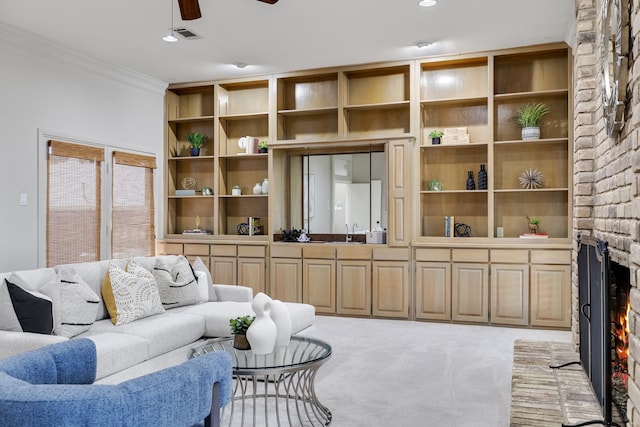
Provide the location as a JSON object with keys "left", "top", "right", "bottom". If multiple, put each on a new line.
{"left": 352, "top": 223, "right": 358, "bottom": 236}
{"left": 345, "top": 224, "right": 351, "bottom": 242}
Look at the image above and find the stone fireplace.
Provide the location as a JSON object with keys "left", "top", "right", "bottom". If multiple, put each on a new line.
{"left": 573, "top": 0, "right": 640, "bottom": 424}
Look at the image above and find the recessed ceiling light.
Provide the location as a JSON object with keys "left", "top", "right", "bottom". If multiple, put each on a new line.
{"left": 416, "top": 41, "right": 433, "bottom": 48}
{"left": 233, "top": 63, "right": 248, "bottom": 69}
{"left": 418, "top": 0, "right": 437, "bottom": 7}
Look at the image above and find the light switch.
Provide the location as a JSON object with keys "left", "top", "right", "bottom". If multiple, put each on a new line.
{"left": 20, "top": 193, "right": 27, "bottom": 206}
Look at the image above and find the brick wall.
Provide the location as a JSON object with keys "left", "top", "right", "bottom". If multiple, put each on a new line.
{"left": 573, "top": 0, "right": 640, "bottom": 424}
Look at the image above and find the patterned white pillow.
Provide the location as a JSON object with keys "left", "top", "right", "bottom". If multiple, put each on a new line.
{"left": 102, "top": 260, "right": 165, "bottom": 326}
{"left": 41, "top": 267, "right": 100, "bottom": 338}
{"left": 153, "top": 256, "right": 201, "bottom": 308}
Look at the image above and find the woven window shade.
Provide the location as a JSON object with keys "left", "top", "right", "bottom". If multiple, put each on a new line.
{"left": 46, "top": 140, "right": 103, "bottom": 267}
{"left": 111, "top": 151, "right": 156, "bottom": 259}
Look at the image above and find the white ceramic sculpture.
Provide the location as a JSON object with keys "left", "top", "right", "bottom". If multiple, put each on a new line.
{"left": 269, "top": 299, "right": 292, "bottom": 348}
{"left": 246, "top": 292, "right": 277, "bottom": 354}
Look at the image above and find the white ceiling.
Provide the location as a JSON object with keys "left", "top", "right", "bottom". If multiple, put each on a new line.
{"left": 0, "top": 0, "right": 574, "bottom": 84}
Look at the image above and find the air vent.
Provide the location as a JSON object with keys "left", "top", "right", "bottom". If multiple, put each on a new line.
{"left": 174, "top": 27, "right": 200, "bottom": 39}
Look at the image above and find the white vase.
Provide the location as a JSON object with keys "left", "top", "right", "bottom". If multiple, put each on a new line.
{"left": 253, "top": 183, "right": 262, "bottom": 195}
{"left": 270, "top": 299, "right": 292, "bottom": 348}
{"left": 246, "top": 292, "right": 277, "bottom": 354}
{"left": 261, "top": 178, "right": 269, "bottom": 195}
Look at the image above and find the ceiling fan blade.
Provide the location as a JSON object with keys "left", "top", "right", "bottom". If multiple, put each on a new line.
{"left": 257, "top": 0, "right": 279, "bottom": 4}
{"left": 178, "top": 0, "right": 202, "bottom": 20}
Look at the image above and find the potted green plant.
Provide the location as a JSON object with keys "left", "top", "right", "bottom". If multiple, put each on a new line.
{"left": 258, "top": 140, "right": 268, "bottom": 154}
{"left": 229, "top": 315, "right": 255, "bottom": 350}
{"left": 513, "top": 103, "right": 550, "bottom": 140}
{"left": 429, "top": 130, "right": 444, "bottom": 145}
{"left": 186, "top": 132, "right": 207, "bottom": 156}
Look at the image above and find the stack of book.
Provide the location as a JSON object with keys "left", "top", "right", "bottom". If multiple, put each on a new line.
{"left": 442, "top": 127, "right": 469, "bottom": 145}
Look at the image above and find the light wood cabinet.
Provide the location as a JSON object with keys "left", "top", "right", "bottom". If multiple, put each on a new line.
{"left": 237, "top": 246, "right": 267, "bottom": 295}
{"left": 161, "top": 43, "right": 573, "bottom": 330}
{"left": 415, "top": 261, "right": 451, "bottom": 320}
{"left": 490, "top": 264, "right": 529, "bottom": 326}
{"left": 530, "top": 264, "right": 571, "bottom": 328}
{"left": 336, "top": 260, "right": 371, "bottom": 316}
{"left": 372, "top": 260, "right": 409, "bottom": 318}
{"left": 303, "top": 259, "right": 336, "bottom": 314}
{"left": 452, "top": 262, "right": 489, "bottom": 323}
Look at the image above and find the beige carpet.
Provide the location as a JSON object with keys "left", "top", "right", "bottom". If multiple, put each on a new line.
{"left": 309, "top": 315, "right": 571, "bottom": 427}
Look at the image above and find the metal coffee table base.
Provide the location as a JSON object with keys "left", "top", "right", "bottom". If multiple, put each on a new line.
{"left": 224, "top": 367, "right": 331, "bottom": 427}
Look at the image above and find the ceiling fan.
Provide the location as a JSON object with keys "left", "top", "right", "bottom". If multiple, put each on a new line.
{"left": 177, "top": 0, "right": 278, "bottom": 21}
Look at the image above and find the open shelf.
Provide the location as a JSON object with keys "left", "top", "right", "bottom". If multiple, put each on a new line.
{"left": 421, "top": 57, "right": 488, "bottom": 101}
{"left": 420, "top": 192, "right": 488, "bottom": 238}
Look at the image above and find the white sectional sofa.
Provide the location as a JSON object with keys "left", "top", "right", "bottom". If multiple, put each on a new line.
{"left": 0, "top": 255, "right": 315, "bottom": 383}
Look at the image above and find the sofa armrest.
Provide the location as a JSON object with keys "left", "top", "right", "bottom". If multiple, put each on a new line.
{"left": 213, "top": 284, "right": 253, "bottom": 302}
{"left": 0, "top": 330, "right": 68, "bottom": 360}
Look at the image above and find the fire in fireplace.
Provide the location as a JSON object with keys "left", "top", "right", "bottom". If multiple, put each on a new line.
{"left": 610, "top": 261, "right": 630, "bottom": 421}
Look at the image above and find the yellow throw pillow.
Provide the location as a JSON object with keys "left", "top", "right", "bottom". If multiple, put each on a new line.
{"left": 101, "top": 260, "right": 165, "bottom": 326}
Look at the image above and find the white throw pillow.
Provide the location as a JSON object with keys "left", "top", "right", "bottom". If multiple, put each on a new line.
{"left": 152, "top": 256, "right": 201, "bottom": 308}
{"left": 102, "top": 260, "right": 165, "bottom": 326}
{"left": 41, "top": 267, "right": 100, "bottom": 338}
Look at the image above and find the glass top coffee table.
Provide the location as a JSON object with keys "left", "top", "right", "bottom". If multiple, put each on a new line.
{"left": 190, "top": 336, "right": 332, "bottom": 426}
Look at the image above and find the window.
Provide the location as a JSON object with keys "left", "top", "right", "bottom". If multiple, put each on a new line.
{"left": 45, "top": 140, "right": 156, "bottom": 266}
{"left": 111, "top": 151, "right": 156, "bottom": 259}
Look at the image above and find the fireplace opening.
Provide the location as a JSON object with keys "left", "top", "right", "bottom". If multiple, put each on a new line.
{"left": 610, "top": 261, "right": 630, "bottom": 423}
{"left": 577, "top": 235, "right": 630, "bottom": 425}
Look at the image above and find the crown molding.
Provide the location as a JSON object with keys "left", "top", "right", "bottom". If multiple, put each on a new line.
{"left": 0, "top": 21, "right": 167, "bottom": 94}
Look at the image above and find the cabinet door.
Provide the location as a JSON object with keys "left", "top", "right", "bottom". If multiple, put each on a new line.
{"left": 415, "top": 262, "right": 451, "bottom": 321}
{"left": 490, "top": 264, "right": 529, "bottom": 326}
{"left": 337, "top": 260, "right": 371, "bottom": 316}
{"left": 372, "top": 261, "right": 409, "bottom": 318}
{"left": 211, "top": 257, "right": 237, "bottom": 285}
{"left": 452, "top": 263, "right": 488, "bottom": 323}
{"left": 387, "top": 140, "right": 411, "bottom": 247}
{"left": 237, "top": 257, "right": 265, "bottom": 296}
{"left": 530, "top": 264, "right": 571, "bottom": 328}
{"left": 269, "top": 258, "right": 302, "bottom": 303}
{"left": 303, "top": 259, "right": 335, "bottom": 314}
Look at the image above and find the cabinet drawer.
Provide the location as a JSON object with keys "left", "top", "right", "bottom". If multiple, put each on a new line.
{"left": 336, "top": 245, "right": 372, "bottom": 260}
{"left": 238, "top": 245, "right": 266, "bottom": 258}
{"left": 415, "top": 248, "right": 450, "bottom": 262}
{"left": 490, "top": 249, "right": 528, "bottom": 263}
{"left": 183, "top": 244, "right": 210, "bottom": 256}
{"left": 156, "top": 242, "right": 183, "bottom": 255}
{"left": 452, "top": 249, "right": 488, "bottom": 263}
{"left": 271, "top": 245, "right": 302, "bottom": 258}
{"left": 303, "top": 245, "right": 335, "bottom": 259}
{"left": 531, "top": 250, "right": 571, "bottom": 265}
{"left": 373, "top": 248, "right": 408, "bottom": 261}
{"left": 211, "top": 245, "right": 237, "bottom": 257}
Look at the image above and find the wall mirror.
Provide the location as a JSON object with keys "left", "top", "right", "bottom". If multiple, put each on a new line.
{"left": 291, "top": 149, "right": 386, "bottom": 234}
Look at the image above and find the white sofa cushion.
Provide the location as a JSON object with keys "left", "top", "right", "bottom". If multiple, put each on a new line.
{"left": 82, "top": 332, "right": 150, "bottom": 380}
{"left": 85, "top": 312, "right": 205, "bottom": 358}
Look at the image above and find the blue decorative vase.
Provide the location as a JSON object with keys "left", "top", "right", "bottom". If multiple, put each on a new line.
{"left": 466, "top": 171, "right": 476, "bottom": 190}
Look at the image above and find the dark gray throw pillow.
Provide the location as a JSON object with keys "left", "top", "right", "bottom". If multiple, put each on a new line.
{"left": 5, "top": 279, "right": 54, "bottom": 335}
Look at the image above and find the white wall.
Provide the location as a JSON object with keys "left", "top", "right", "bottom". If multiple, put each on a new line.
{"left": 0, "top": 23, "right": 166, "bottom": 272}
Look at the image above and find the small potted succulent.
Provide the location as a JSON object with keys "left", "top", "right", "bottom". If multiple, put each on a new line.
{"left": 186, "top": 132, "right": 207, "bottom": 156}
{"left": 258, "top": 140, "right": 268, "bottom": 154}
{"left": 429, "top": 130, "right": 444, "bottom": 145}
{"left": 229, "top": 315, "right": 255, "bottom": 350}
{"left": 513, "top": 103, "right": 550, "bottom": 140}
